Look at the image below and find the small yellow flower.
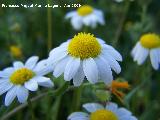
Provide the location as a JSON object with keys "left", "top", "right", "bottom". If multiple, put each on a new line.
{"left": 10, "top": 45, "right": 22, "bottom": 58}
{"left": 110, "top": 80, "right": 130, "bottom": 102}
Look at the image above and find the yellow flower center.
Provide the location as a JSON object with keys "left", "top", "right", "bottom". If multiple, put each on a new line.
{"left": 77, "top": 5, "right": 93, "bottom": 16}
{"left": 140, "top": 33, "right": 160, "bottom": 49}
{"left": 10, "top": 68, "right": 35, "bottom": 85}
{"left": 90, "top": 109, "right": 118, "bottom": 120}
{"left": 68, "top": 33, "right": 101, "bottom": 59}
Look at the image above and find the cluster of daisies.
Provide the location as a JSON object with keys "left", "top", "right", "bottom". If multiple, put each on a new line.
{"left": 1, "top": 4, "right": 160, "bottom": 120}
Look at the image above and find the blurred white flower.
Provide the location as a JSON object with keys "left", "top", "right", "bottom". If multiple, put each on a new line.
{"left": 114, "top": 0, "right": 134, "bottom": 3}
{"left": 48, "top": 33, "right": 122, "bottom": 86}
{"left": 0, "top": 56, "right": 54, "bottom": 106}
{"left": 68, "top": 102, "right": 137, "bottom": 120}
{"left": 131, "top": 33, "right": 160, "bottom": 70}
{"left": 65, "top": 5, "right": 105, "bottom": 30}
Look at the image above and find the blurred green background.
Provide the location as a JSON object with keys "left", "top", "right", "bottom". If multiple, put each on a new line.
{"left": 0, "top": 0, "right": 160, "bottom": 120}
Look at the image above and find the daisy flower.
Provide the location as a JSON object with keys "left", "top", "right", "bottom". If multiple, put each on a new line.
{"left": 0, "top": 56, "right": 54, "bottom": 106}
{"left": 48, "top": 33, "right": 122, "bottom": 86}
{"left": 114, "top": 0, "right": 134, "bottom": 3}
{"left": 68, "top": 102, "right": 137, "bottom": 120}
{"left": 131, "top": 33, "right": 160, "bottom": 70}
{"left": 65, "top": 5, "right": 105, "bottom": 30}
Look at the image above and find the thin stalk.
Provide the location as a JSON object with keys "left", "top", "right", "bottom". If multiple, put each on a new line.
{"left": 27, "top": 98, "right": 36, "bottom": 120}
{"left": 112, "top": 1, "right": 130, "bottom": 46}
{"left": 47, "top": 0, "right": 52, "bottom": 52}
{"left": 71, "top": 86, "right": 83, "bottom": 112}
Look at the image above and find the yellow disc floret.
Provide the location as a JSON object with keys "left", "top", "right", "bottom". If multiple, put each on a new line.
{"left": 77, "top": 5, "right": 93, "bottom": 16}
{"left": 90, "top": 109, "right": 118, "bottom": 120}
{"left": 68, "top": 33, "right": 102, "bottom": 59}
{"left": 140, "top": 33, "right": 160, "bottom": 49}
{"left": 10, "top": 68, "right": 35, "bottom": 85}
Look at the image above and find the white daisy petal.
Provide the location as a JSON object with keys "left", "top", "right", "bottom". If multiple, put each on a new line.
{"left": 24, "top": 79, "right": 38, "bottom": 91}
{"left": 34, "top": 59, "right": 52, "bottom": 76}
{"left": 65, "top": 11, "right": 77, "bottom": 19}
{"left": 13, "top": 61, "right": 24, "bottom": 70}
{"left": 16, "top": 86, "right": 29, "bottom": 103}
{"left": 102, "top": 44, "right": 116, "bottom": 51}
{"left": 133, "top": 44, "right": 143, "bottom": 62}
{"left": 94, "top": 56, "right": 113, "bottom": 84}
{"left": 116, "top": 108, "right": 131, "bottom": 117}
{"left": 83, "top": 14, "right": 97, "bottom": 28}
{"left": 0, "top": 79, "right": 8, "bottom": 84}
{"left": 0, "top": 67, "right": 14, "bottom": 78}
{"left": 83, "top": 103, "right": 104, "bottom": 113}
{"left": 73, "top": 62, "right": 85, "bottom": 86}
{"left": 0, "top": 80, "right": 13, "bottom": 95}
{"left": 64, "top": 57, "right": 80, "bottom": 81}
{"left": 97, "top": 38, "right": 105, "bottom": 44}
{"left": 94, "top": 9, "right": 104, "bottom": 18}
{"left": 102, "top": 52, "right": 121, "bottom": 74}
{"left": 119, "top": 116, "right": 132, "bottom": 120}
{"left": 104, "top": 49, "right": 123, "bottom": 62}
{"left": 105, "top": 102, "right": 118, "bottom": 112}
{"left": 93, "top": 10, "right": 105, "bottom": 25}
{"left": 137, "top": 46, "right": 149, "bottom": 65}
{"left": 131, "top": 42, "right": 140, "bottom": 57}
{"left": 83, "top": 58, "right": 98, "bottom": 84}
{"left": 5, "top": 86, "right": 17, "bottom": 106}
{"left": 25, "top": 56, "right": 39, "bottom": 69}
{"left": 130, "top": 116, "right": 138, "bottom": 120}
{"left": 34, "top": 76, "right": 54, "bottom": 88}
{"left": 68, "top": 112, "right": 89, "bottom": 120}
{"left": 103, "top": 44, "right": 122, "bottom": 62}
{"left": 157, "top": 48, "right": 160, "bottom": 62}
{"left": 53, "top": 56, "right": 70, "bottom": 78}
{"left": 71, "top": 16, "right": 83, "bottom": 30}
{"left": 49, "top": 46, "right": 67, "bottom": 57}
{"left": 150, "top": 49, "right": 159, "bottom": 70}
{"left": 49, "top": 50, "right": 68, "bottom": 65}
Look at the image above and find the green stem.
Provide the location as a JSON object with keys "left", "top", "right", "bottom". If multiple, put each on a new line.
{"left": 51, "top": 96, "right": 62, "bottom": 120}
{"left": 47, "top": 0, "right": 52, "bottom": 52}
{"left": 27, "top": 98, "right": 36, "bottom": 120}
{"left": 71, "top": 86, "right": 83, "bottom": 112}
{"left": 112, "top": 0, "right": 130, "bottom": 47}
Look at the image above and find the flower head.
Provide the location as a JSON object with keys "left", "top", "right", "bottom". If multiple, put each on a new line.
{"left": 10, "top": 45, "right": 22, "bottom": 58}
{"left": 0, "top": 56, "right": 54, "bottom": 106}
{"left": 68, "top": 102, "right": 137, "bottom": 120}
{"left": 48, "top": 32, "right": 122, "bottom": 86}
{"left": 131, "top": 33, "right": 160, "bottom": 70}
{"left": 65, "top": 5, "right": 105, "bottom": 30}
{"left": 68, "top": 33, "right": 101, "bottom": 59}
